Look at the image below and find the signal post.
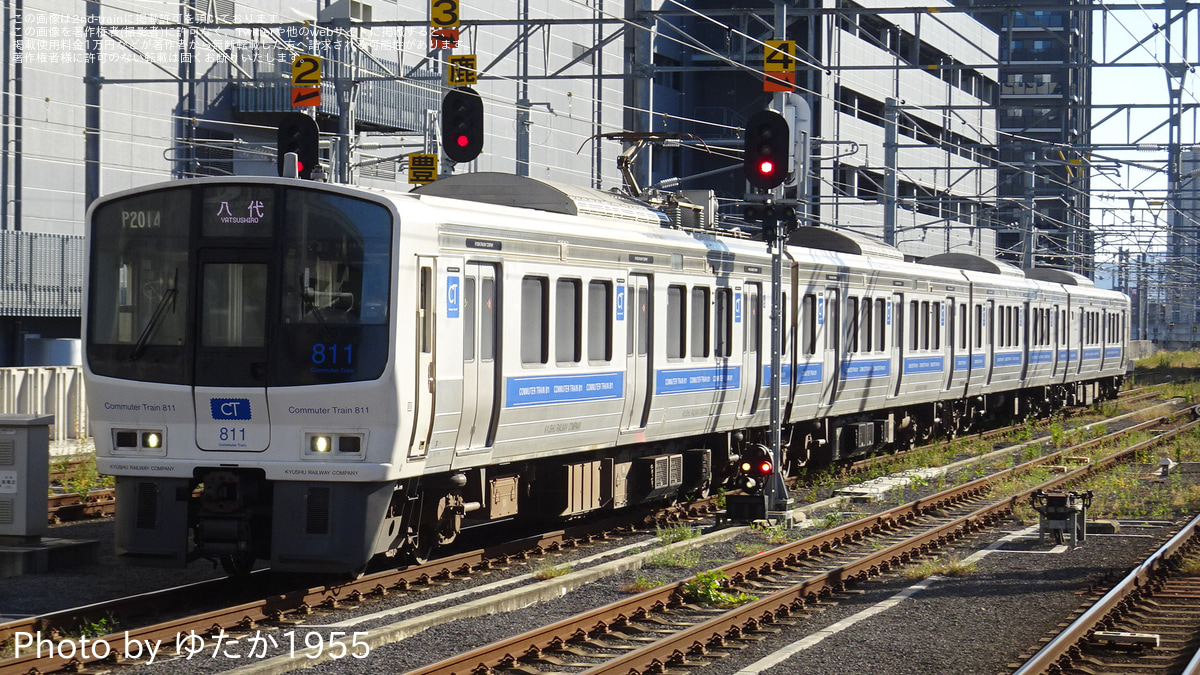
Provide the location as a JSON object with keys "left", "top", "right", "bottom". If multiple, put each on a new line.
{"left": 737, "top": 92, "right": 811, "bottom": 526}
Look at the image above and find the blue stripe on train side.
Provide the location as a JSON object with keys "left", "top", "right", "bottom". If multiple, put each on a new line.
{"left": 841, "top": 358, "right": 890, "bottom": 380}
{"left": 657, "top": 365, "right": 741, "bottom": 395}
{"left": 1029, "top": 350, "right": 1054, "bottom": 364}
{"left": 505, "top": 371, "right": 624, "bottom": 407}
{"left": 994, "top": 351, "right": 1022, "bottom": 367}
{"left": 903, "top": 356, "right": 944, "bottom": 374}
{"left": 760, "top": 363, "right": 824, "bottom": 386}
{"left": 1105, "top": 346, "right": 1122, "bottom": 359}
{"left": 797, "top": 362, "right": 822, "bottom": 385}
{"left": 954, "top": 354, "right": 988, "bottom": 371}
{"left": 761, "top": 363, "right": 791, "bottom": 387}
{"left": 1082, "top": 348, "right": 1102, "bottom": 361}
{"left": 1057, "top": 349, "right": 1079, "bottom": 362}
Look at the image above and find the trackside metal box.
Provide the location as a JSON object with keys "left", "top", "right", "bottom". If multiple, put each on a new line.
{"left": 0, "top": 414, "right": 53, "bottom": 539}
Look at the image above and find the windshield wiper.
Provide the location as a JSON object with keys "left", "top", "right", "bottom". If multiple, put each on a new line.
{"left": 128, "top": 270, "right": 178, "bottom": 362}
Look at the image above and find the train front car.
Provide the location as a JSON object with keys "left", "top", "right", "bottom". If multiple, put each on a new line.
{"left": 84, "top": 178, "right": 401, "bottom": 574}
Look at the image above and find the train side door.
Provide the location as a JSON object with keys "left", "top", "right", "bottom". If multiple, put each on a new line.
{"left": 456, "top": 262, "right": 499, "bottom": 451}
{"left": 1020, "top": 302, "right": 1031, "bottom": 381}
{"left": 822, "top": 288, "right": 840, "bottom": 407}
{"left": 1051, "top": 304, "right": 1059, "bottom": 378}
{"left": 621, "top": 274, "right": 652, "bottom": 431}
{"left": 985, "top": 299, "right": 996, "bottom": 385}
{"left": 890, "top": 292, "right": 903, "bottom": 398}
{"left": 409, "top": 259, "right": 437, "bottom": 458}
{"left": 943, "top": 298, "right": 954, "bottom": 391}
{"left": 739, "top": 283, "right": 762, "bottom": 418}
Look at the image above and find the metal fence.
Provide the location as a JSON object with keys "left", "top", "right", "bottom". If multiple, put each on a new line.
{"left": 0, "top": 366, "right": 89, "bottom": 448}
{"left": 0, "top": 232, "right": 84, "bottom": 317}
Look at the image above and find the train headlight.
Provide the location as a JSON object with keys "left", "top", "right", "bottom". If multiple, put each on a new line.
{"left": 112, "top": 429, "right": 166, "bottom": 456}
{"left": 304, "top": 432, "right": 366, "bottom": 459}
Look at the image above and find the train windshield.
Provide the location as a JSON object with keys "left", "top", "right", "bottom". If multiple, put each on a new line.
{"left": 88, "top": 183, "right": 392, "bottom": 386}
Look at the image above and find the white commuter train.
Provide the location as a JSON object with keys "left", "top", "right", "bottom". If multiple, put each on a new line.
{"left": 83, "top": 173, "right": 1129, "bottom": 574}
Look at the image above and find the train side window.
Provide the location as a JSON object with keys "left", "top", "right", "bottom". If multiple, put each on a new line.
{"left": 556, "top": 279, "right": 582, "bottom": 364}
{"left": 861, "top": 297, "right": 872, "bottom": 352}
{"left": 959, "top": 303, "right": 967, "bottom": 349}
{"left": 921, "top": 301, "right": 930, "bottom": 350}
{"left": 932, "top": 302, "right": 941, "bottom": 350}
{"left": 910, "top": 300, "right": 919, "bottom": 351}
{"left": 587, "top": 280, "right": 612, "bottom": 362}
{"left": 637, "top": 284, "right": 650, "bottom": 356}
{"left": 715, "top": 288, "right": 732, "bottom": 357}
{"left": 746, "top": 285, "right": 761, "bottom": 354}
{"left": 481, "top": 277, "right": 496, "bottom": 361}
{"left": 463, "top": 276, "right": 476, "bottom": 361}
{"left": 782, "top": 292, "right": 790, "bottom": 356}
{"left": 627, "top": 285, "right": 635, "bottom": 357}
{"left": 420, "top": 267, "right": 432, "bottom": 354}
{"left": 667, "top": 285, "right": 687, "bottom": 359}
{"left": 848, "top": 296, "right": 860, "bottom": 353}
{"left": 521, "top": 276, "right": 549, "bottom": 364}
{"left": 692, "top": 287, "right": 711, "bottom": 358}
{"left": 802, "top": 294, "right": 816, "bottom": 355}
{"left": 876, "top": 298, "right": 886, "bottom": 351}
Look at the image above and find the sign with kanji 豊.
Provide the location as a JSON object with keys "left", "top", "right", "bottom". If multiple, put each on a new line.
{"left": 408, "top": 153, "right": 438, "bottom": 184}
{"left": 447, "top": 54, "right": 478, "bottom": 86}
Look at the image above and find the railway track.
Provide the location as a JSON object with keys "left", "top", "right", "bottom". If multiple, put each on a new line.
{"left": 0, "top": 501, "right": 714, "bottom": 675}
{"left": 405, "top": 408, "right": 1200, "bottom": 675}
{"left": 1012, "top": 510, "right": 1200, "bottom": 675}
{"left": 3, "top": 393, "right": 1188, "bottom": 675}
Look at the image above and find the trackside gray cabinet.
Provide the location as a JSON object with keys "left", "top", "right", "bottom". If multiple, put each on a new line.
{"left": 0, "top": 414, "right": 53, "bottom": 539}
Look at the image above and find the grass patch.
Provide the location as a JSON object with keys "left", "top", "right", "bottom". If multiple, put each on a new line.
{"left": 656, "top": 523, "right": 700, "bottom": 544}
{"left": 734, "top": 541, "right": 770, "bottom": 558}
{"left": 682, "top": 570, "right": 757, "bottom": 608}
{"left": 751, "top": 521, "right": 796, "bottom": 545}
{"left": 902, "top": 556, "right": 975, "bottom": 580}
{"left": 531, "top": 560, "right": 573, "bottom": 580}
{"left": 622, "top": 574, "right": 668, "bottom": 593}
{"left": 646, "top": 548, "right": 702, "bottom": 568}
{"left": 50, "top": 454, "right": 114, "bottom": 499}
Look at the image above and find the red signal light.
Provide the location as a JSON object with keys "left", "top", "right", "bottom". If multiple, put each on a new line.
{"left": 758, "top": 159, "right": 775, "bottom": 176}
{"left": 758, "top": 460, "right": 773, "bottom": 475}
{"left": 456, "top": 135, "right": 469, "bottom": 148}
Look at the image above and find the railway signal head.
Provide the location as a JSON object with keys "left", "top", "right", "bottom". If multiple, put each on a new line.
{"left": 442, "top": 87, "right": 484, "bottom": 163}
{"left": 738, "top": 444, "right": 774, "bottom": 492}
{"left": 743, "top": 110, "right": 790, "bottom": 190}
{"left": 277, "top": 112, "right": 320, "bottom": 180}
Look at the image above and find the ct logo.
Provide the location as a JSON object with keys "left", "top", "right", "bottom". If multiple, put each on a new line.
{"left": 211, "top": 398, "right": 252, "bottom": 421}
